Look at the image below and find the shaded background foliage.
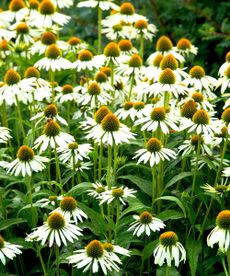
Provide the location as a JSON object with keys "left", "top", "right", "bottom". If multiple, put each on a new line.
{"left": 2, "top": 0, "right": 230, "bottom": 75}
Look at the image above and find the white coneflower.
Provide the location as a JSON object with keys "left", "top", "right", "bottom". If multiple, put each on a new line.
{"left": 94, "top": 71, "right": 113, "bottom": 92}
{"left": 77, "top": 0, "right": 119, "bottom": 10}
{"left": 66, "top": 160, "right": 93, "bottom": 173}
{"left": 78, "top": 81, "right": 112, "bottom": 108}
{"left": 183, "top": 65, "right": 217, "bottom": 99}
{"left": 73, "top": 49, "right": 102, "bottom": 71}
{"left": 201, "top": 183, "right": 230, "bottom": 197}
{"left": 144, "top": 68, "right": 189, "bottom": 98}
{"left": 6, "top": 145, "right": 49, "bottom": 177}
{"left": 221, "top": 107, "right": 230, "bottom": 135}
{"left": 52, "top": 196, "right": 88, "bottom": 224}
{"left": 102, "top": 41, "right": 121, "bottom": 66}
{"left": 0, "top": 69, "right": 33, "bottom": 106}
{"left": 134, "top": 137, "right": 177, "bottom": 167}
{"left": 216, "top": 65, "right": 230, "bottom": 94}
{"left": 107, "top": 2, "right": 145, "bottom": 24}
{"left": 86, "top": 113, "right": 135, "bottom": 145}
{"left": 135, "top": 107, "right": 179, "bottom": 134}
{"left": 183, "top": 109, "right": 217, "bottom": 136}
{"left": 87, "top": 182, "right": 107, "bottom": 199}
{"left": 99, "top": 186, "right": 136, "bottom": 206}
{"left": 57, "top": 140, "right": 92, "bottom": 163}
{"left": 115, "top": 53, "right": 143, "bottom": 80}
{"left": 10, "top": 21, "right": 39, "bottom": 46}
{"left": 102, "top": 242, "right": 130, "bottom": 265}
{"left": 207, "top": 210, "right": 230, "bottom": 252}
{"left": 65, "top": 36, "right": 87, "bottom": 55}
{"left": 128, "top": 211, "right": 165, "bottom": 236}
{"left": 218, "top": 51, "right": 230, "bottom": 77}
{"left": 30, "top": 103, "right": 67, "bottom": 127}
{"left": 0, "top": 235, "right": 22, "bottom": 265}
{"left": 147, "top": 35, "right": 185, "bottom": 65}
{"left": 0, "top": 39, "right": 11, "bottom": 59}
{"left": 118, "top": 39, "right": 137, "bottom": 56}
{"left": 178, "top": 134, "right": 212, "bottom": 157}
{"left": 29, "top": 0, "right": 70, "bottom": 28}
{"left": 133, "top": 19, "right": 158, "bottom": 41}
{"left": 102, "top": 21, "right": 133, "bottom": 41}
{"left": 0, "top": 127, "right": 12, "bottom": 144}
{"left": 0, "top": 0, "right": 28, "bottom": 23}
{"left": 35, "top": 44, "right": 72, "bottom": 71}
{"left": 36, "top": 195, "right": 63, "bottom": 208}
{"left": 26, "top": 212, "right": 83, "bottom": 247}
{"left": 51, "top": 0, "right": 74, "bottom": 9}
{"left": 54, "top": 84, "right": 79, "bottom": 104}
{"left": 173, "top": 38, "right": 198, "bottom": 57}
{"left": 68, "top": 239, "right": 120, "bottom": 274}
{"left": 33, "top": 119, "right": 74, "bottom": 153}
{"left": 154, "top": 231, "right": 186, "bottom": 267}
{"left": 30, "top": 31, "right": 67, "bottom": 56}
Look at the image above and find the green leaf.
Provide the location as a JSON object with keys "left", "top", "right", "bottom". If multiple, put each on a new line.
{"left": 120, "top": 197, "right": 148, "bottom": 218}
{"left": 164, "top": 172, "right": 195, "bottom": 191}
{"left": 0, "top": 218, "right": 26, "bottom": 231}
{"left": 155, "top": 196, "right": 186, "bottom": 218}
{"left": 158, "top": 210, "right": 184, "bottom": 221}
{"left": 68, "top": 182, "right": 93, "bottom": 197}
{"left": 118, "top": 175, "right": 152, "bottom": 196}
{"left": 78, "top": 202, "right": 109, "bottom": 236}
{"left": 186, "top": 238, "right": 202, "bottom": 276}
{"left": 142, "top": 240, "right": 158, "bottom": 260}
{"left": 156, "top": 266, "right": 180, "bottom": 276}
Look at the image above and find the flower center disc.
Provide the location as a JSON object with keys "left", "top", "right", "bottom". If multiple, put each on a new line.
{"left": 192, "top": 109, "right": 210, "bottom": 125}
{"left": 17, "top": 145, "right": 34, "bottom": 161}
{"left": 94, "top": 106, "right": 111, "bottom": 124}
{"left": 86, "top": 240, "right": 104, "bottom": 258}
{"left": 150, "top": 107, "right": 166, "bottom": 121}
{"left": 120, "top": 2, "right": 135, "bottom": 15}
{"left": 189, "top": 66, "right": 205, "bottom": 79}
{"left": 156, "top": 36, "right": 173, "bottom": 52}
{"left": 48, "top": 212, "right": 65, "bottom": 229}
{"left": 104, "top": 42, "right": 120, "bottom": 57}
{"left": 177, "top": 38, "right": 191, "bottom": 50}
{"left": 146, "top": 138, "right": 162, "bottom": 152}
{"left": 24, "top": 67, "right": 40, "bottom": 79}
{"left": 180, "top": 100, "right": 197, "bottom": 119}
{"left": 39, "top": 0, "right": 55, "bottom": 15}
{"left": 9, "top": 0, "right": 25, "bottom": 12}
{"left": 216, "top": 210, "right": 230, "bottom": 230}
{"left": 160, "top": 231, "right": 178, "bottom": 246}
{"left": 41, "top": 32, "right": 57, "bottom": 45}
{"left": 101, "top": 114, "right": 120, "bottom": 132}
{"left": 4, "top": 69, "right": 21, "bottom": 85}
{"left": 44, "top": 119, "right": 61, "bottom": 137}
{"left": 60, "top": 196, "right": 77, "bottom": 212}
{"left": 222, "top": 107, "right": 230, "bottom": 124}
{"left": 159, "top": 68, "right": 176, "bottom": 84}
{"left": 139, "top": 211, "right": 153, "bottom": 224}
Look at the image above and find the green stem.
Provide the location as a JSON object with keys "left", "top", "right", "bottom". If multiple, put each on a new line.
{"left": 98, "top": 140, "right": 103, "bottom": 181}
{"left": 15, "top": 95, "right": 26, "bottom": 140}
{"left": 197, "top": 198, "right": 213, "bottom": 240}
{"left": 139, "top": 34, "right": 144, "bottom": 59}
{"left": 54, "top": 144, "right": 62, "bottom": 188}
{"left": 94, "top": 143, "right": 98, "bottom": 182}
{"left": 49, "top": 70, "right": 55, "bottom": 103}
{"left": 26, "top": 175, "right": 36, "bottom": 228}
{"left": 97, "top": 7, "right": 102, "bottom": 54}
{"left": 128, "top": 73, "right": 134, "bottom": 101}
{"left": 151, "top": 166, "right": 156, "bottom": 210}
{"left": 1, "top": 100, "right": 8, "bottom": 127}
{"left": 55, "top": 245, "right": 60, "bottom": 276}
{"left": 214, "top": 134, "right": 228, "bottom": 186}
{"left": 36, "top": 245, "right": 47, "bottom": 276}
{"left": 107, "top": 144, "right": 113, "bottom": 190}
{"left": 163, "top": 91, "right": 170, "bottom": 110}
{"left": 221, "top": 256, "right": 229, "bottom": 276}
{"left": 72, "top": 153, "right": 75, "bottom": 189}
{"left": 191, "top": 134, "right": 202, "bottom": 197}
{"left": 227, "top": 250, "right": 230, "bottom": 275}
{"left": 113, "top": 143, "right": 117, "bottom": 185}
{"left": 110, "top": 61, "right": 114, "bottom": 87}
{"left": 166, "top": 265, "right": 171, "bottom": 276}
{"left": 114, "top": 200, "right": 120, "bottom": 243}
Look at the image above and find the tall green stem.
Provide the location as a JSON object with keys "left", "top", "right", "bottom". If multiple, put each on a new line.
{"left": 49, "top": 70, "right": 55, "bottom": 103}
{"left": 110, "top": 61, "right": 114, "bottom": 87}
{"left": 72, "top": 153, "right": 75, "bottom": 189}
{"left": 36, "top": 245, "right": 47, "bottom": 276}
{"left": 166, "top": 265, "right": 171, "bottom": 276}
{"left": 214, "top": 134, "right": 228, "bottom": 186}
{"left": 98, "top": 140, "right": 103, "bottom": 181}
{"left": 191, "top": 134, "right": 202, "bottom": 197}
{"left": 97, "top": 7, "right": 102, "bottom": 54}
{"left": 139, "top": 34, "right": 144, "bottom": 59}
{"left": 1, "top": 100, "right": 8, "bottom": 127}
{"left": 197, "top": 198, "right": 213, "bottom": 240}
{"left": 221, "top": 255, "right": 229, "bottom": 276}
{"left": 107, "top": 144, "right": 113, "bottom": 190}
{"left": 151, "top": 166, "right": 156, "bottom": 210}
{"left": 15, "top": 95, "right": 26, "bottom": 140}
{"left": 55, "top": 245, "right": 60, "bottom": 276}
{"left": 128, "top": 73, "right": 134, "bottom": 101}
{"left": 26, "top": 175, "right": 35, "bottom": 228}
{"left": 114, "top": 200, "right": 120, "bottom": 243}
